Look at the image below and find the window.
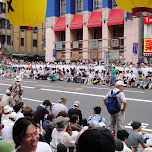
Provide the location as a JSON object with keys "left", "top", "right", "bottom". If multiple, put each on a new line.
{"left": 33, "top": 39, "right": 37, "bottom": 47}
{"left": 60, "top": 0, "right": 66, "bottom": 16}
{"left": 76, "top": 0, "right": 83, "bottom": 13}
{"left": 112, "top": 0, "right": 118, "bottom": 7}
{"left": 60, "top": 31, "right": 65, "bottom": 41}
{"left": 0, "top": 3, "right": 5, "bottom": 13}
{"left": 94, "top": 0, "right": 102, "bottom": 10}
{"left": 7, "top": 36, "right": 11, "bottom": 45}
{"left": 93, "top": 27, "right": 102, "bottom": 39}
{"left": 0, "top": 19, "right": 5, "bottom": 29}
{"left": 21, "top": 38, "right": 24, "bottom": 46}
{"left": 33, "top": 27, "right": 38, "bottom": 33}
{"left": 113, "top": 26, "right": 124, "bottom": 38}
{"left": 76, "top": 30, "right": 83, "bottom": 40}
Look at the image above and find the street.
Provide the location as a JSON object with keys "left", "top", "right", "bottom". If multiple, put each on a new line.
{"left": 0, "top": 77, "right": 152, "bottom": 132}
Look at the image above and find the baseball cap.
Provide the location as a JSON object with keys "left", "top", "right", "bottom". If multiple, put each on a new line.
{"left": 115, "top": 81, "right": 125, "bottom": 86}
{"left": 73, "top": 101, "right": 80, "bottom": 107}
{"left": 76, "top": 127, "right": 123, "bottom": 152}
{"left": 4, "top": 105, "right": 13, "bottom": 114}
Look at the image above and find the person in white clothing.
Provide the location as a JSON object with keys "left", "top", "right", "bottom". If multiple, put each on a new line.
{"left": 12, "top": 117, "right": 52, "bottom": 152}
{"left": 13, "top": 104, "right": 24, "bottom": 121}
{"left": 50, "top": 116, "right": 75, "bottom": 152}
{"left": 52, "top": 97, "right": 68, "bottom": 117}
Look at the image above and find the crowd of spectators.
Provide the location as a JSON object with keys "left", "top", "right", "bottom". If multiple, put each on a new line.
{"left": 0, "top": 63, "right": 151, "bottom": 89}
{"left": 0, "top": 94, "right": 152, "bottom": 152}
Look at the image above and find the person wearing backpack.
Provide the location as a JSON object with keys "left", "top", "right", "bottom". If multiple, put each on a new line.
{"left": 103, "top": 81, "right": 127, "bottom": 135}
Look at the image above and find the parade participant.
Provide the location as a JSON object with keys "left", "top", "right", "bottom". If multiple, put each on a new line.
{"left": 103, "top": 81, "right": 127, "bottom": 135}
{"left": 110, "top": 65, "right": 117, "bottom": 86}
{"left": 1, "top": 89, "right": 13, "bottom": 107}
{"left": 8, "top": 76, "right": 23, "bottom": 105}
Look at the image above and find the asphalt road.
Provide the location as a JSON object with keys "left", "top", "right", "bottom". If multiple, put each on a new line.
{"left": 0, "top": 77, "right": 152, "bottom": 132}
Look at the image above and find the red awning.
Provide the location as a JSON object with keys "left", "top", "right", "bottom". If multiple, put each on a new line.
{"left": 107, "top": 9, "right": 124, "bottom": 26}
{"left": 87, "top": 12, "right": 102, "bottom": 28}
{"left": 54, "top": 17, "right": 66, "bottom": 31}
{"left": 69, "top": 15, "right": 83, "bottom": 30}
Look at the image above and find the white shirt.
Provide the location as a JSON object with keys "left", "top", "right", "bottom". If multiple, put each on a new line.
{"left": 15, "top": 112, "right": 24, "bottom": 121}
{"left": 50, "top": 128, "right": 75, "bottom": 152}
{"left": 2, "top": 119, "right": 14, "bottom": 141}
{"left": 52, "top": 103, "right": 68, "bottom": 117}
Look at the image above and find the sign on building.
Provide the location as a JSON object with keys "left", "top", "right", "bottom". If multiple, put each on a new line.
{"left": 72, "top": 51, "right": 79, "bottom": 60}
{"left": 73, "top": 41, "right": 79, "bottom": 48}
{"left": 132, "top": 43, "right": 138, "bottom": 58}
{"left": 143, "top": 38, "right": 152, "bottom": 56}
{"left": 109, "top": 50, "right": 119, "bottom": 60}
{"left": 53, "top": 49, "right": 56, "bottom": 61}
{"left": 111, "top": 39, "right": 119, "bottom": 47}
{"left": 90, "top": 40, "right": 98, "bottom": 49}
{"left": 56, "top": 51, "right": 62, "bottom": 60}
{"left": 90, "top": 51, "right": 98, "bottom": 60}
{"left": 144, "top": 16, "right": 152, "bottom": 24}
{"left": 56, "top": 42, "right": 62, "bottom": 50}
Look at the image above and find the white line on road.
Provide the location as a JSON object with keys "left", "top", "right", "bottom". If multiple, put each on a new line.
{"left": 5, "top": 79, "right": 38, "bottom": 83}
{"left": 41, "top": 88, "right": 152, "bottom": 103}
{"left": 125, "top": 126, "right": 152, "bottom": 132}
{"left": 81, "top": 86, "right": 145, "bottom": 93}
{"left": 0, "top": 83, "right": 35, "bottom": 89}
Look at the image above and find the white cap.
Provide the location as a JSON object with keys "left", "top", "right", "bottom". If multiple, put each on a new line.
{"left": 115, "top": 81, "right": 125, "bottom": 86}
{"left": 15, "top": 75, "right": 22, "bottom": 82}
{"left": 6, "top": 89, "right": 11, "bottom": 95}
{"left": 73, "top": 101, "right": 80, "bottom": 107}
{"left": 4, "top": 105, "right": 13, "bottom": 114}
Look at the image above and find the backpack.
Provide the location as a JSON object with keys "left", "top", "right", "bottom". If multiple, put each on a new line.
{"left": 107, "top": 90, "right": 121, "bottom": 115}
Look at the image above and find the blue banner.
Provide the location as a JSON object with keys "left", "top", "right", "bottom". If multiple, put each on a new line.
{"left": 133, "top": 43, "right": 138, "bottom": 58}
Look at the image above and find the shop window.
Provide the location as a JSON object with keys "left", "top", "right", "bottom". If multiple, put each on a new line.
{"left": 76, "top": 0, "right": 83, "bottom": 13}
{"left": 21, "top": 38, "right": 24, "bottom": 46}
{"left": 93, "top": 27, "right": 102, "bottom": 39}
{"left": 113, "top": 26, "right": 124, "bottom": 38}
{"left": 112, "top": 0, "right": 118, "bottom": 7}
{"left": 76, "top": 30, "right": 83, "bottom": 40}
{"left": 60, "top": 31, "right": 65, "bottom": 41}
{"left": 33, "top": 39, "right": 37, "bottom": 47}
{"left": 61, "top": 0, "right": 66, "bottom": 16}
{"left": 33, "top": 27, "right": 38, "bottom": 33}
{"left": 93, "top": 0, "right": 102, "bottom": 10}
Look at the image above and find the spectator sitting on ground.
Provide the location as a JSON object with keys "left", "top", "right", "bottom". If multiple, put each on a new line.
{"left": 23, "top": 107, "right": 34, "bottom": 119}
{"left": 52, "top": 97, "right": 68, "bottom": 118}
{"left": 116, "top": 129, "right": 133, "bottom": 152}
{"left": 68, "top": 101, "right": 83, "bottom": 126}
{"left": 70, "top": 114, "right": 82, "bottom": 132}
{"left": 42, "top": 113, "right": 55, "bottom": 144}
{"left": 143, "top": 138, "right": 152, "bottom": 152}
{"left": 88, "top": 106, "right": 106, "bottom": 127}
{"left": 1, "top": 89, "right": 13, "bottom": 107}
{"left": 13, "top": 104, "right": 24, "bottom": 121}
{"left": 50, "top": 116, "right": 75, "bottom": 152}
{"left": 0, "top": 121, "right": 15, "bottom": 152}
{"left": 35, "top": 100, "right": 52, "bottom": 123}
{"left": 142, "top": 71, "right": 151, "bottom": 89}
{"left": 127, "top": 121, "right": 149, "bottom": 152}
{"left": 76, "top": 127, "right": 123, "bottom": 152}
{"left": 1, "top": 105, "right": 13, "bottom": 121}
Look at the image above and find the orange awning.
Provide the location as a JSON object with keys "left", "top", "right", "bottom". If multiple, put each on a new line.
{"left": 87, "top": 12, "right": 102, "bottom": 28}
{"left": 107, "top": 9, "right": 124, "bottom": 26}
{"left": 69, "top": 15, "right": 83, "bottom": 30}
{"left": 54, "top": 17, "right": 66, "bottom": 31}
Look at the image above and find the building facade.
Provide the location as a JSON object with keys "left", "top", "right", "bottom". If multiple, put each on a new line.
{"left": 46, "top": 0, "right": 145, "bottom": 64}
{"left": 0, "top": 0, "right": 45, "bottom": 62}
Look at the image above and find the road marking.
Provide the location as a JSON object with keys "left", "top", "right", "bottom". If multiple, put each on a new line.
{"left": 0, "top": 83, "right": 35, "bottom": 89}
{"left": 124, "top": 126, "right": 152, "bottom": 132}
{"left": 5, "top": 79, "right": 38, "bottom": 83}
{"left": 40, "top": 88, "right": 152, "bottom": 103}
{"left": 81, "top": 86, "right": 145, "bottom": 93}
{"left": 0, "top": 80, "right": 14, "bottom": 83}
{"left": 73, "top": 88, "right": 83, "bottom": 90}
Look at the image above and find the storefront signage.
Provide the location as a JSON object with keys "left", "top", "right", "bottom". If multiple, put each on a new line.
{"left": 90, "top": 40, "right": 98, "bottom": 49}
{"left": 143, "top": 38, "right": 152, "bottom": 56}
{"left": 73, "top": 41, "right": 79, "bottom": 48}
{"left": 111, "top": 39, "right": 119, "bottom": 47}
{"left": 53, "top": 49, "right": 56, "bottom": 61}
{"left": 56, "top": 51, "right": 62, "bottom": 59}
{"left": 144, "top": 16, "right": 152, "bottom": 24}
{"left": 56, "top": 42, "right": 62, "bottom": 50}
{"left": 72, "top": 51, "right": 79, "bottom": 60}
{"left": 91, "top": 51, "right": 98, "bottom": 59}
